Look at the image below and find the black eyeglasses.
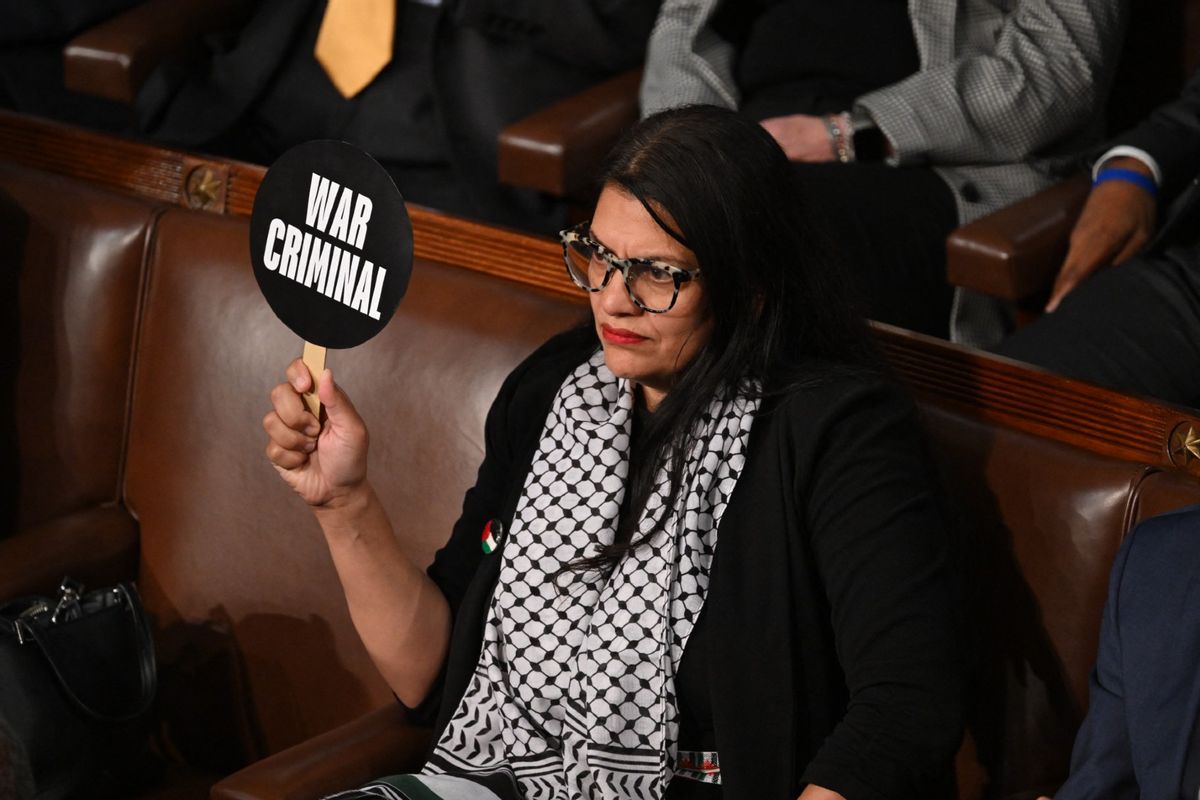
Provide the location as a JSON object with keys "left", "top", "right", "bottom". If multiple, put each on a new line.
{"left": 558, "top": 221, "right": 701, "bottom": 313}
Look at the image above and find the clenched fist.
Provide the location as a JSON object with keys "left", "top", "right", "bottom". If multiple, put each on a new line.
{"left": 263, "top": 359, "right": 369, "bottom": 508}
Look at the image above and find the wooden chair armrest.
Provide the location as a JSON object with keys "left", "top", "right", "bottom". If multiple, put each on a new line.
{"left": 63, "top": 0, "right": 252, "bottom": 104}
{"left": 497, "top": 68, "right": 642, "bottom": 200}
{"left": 210, "top": 704, "right": 432, "bottom": 800}
{"left": 946, "top": 174, "right": 1092, "bottom": 301}
{"left": 0, "top": 504, "right": 138, "bottom": 599}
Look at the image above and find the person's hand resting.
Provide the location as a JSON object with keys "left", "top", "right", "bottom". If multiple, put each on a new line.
{"left": 1046, "top": 157, "right": 1158, "bottom": 312}
{"left": 760, "top": 114, "right": 836, "bottom": 162}
{"left": 263, "top": 359, "right": 368, "bottom": 508}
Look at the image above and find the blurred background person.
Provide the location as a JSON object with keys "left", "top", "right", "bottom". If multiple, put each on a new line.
{"left": 1035, "top": 504, "right": 1200, "bottom": 799}
{"left": 996, "top": 66, "right": 1200, "bottom": 408}
{"left": 131, "top": 0, "right": 660, "bottom": 234}
{"left": 641, "top": 0, "right": 1126, "bottom": 343}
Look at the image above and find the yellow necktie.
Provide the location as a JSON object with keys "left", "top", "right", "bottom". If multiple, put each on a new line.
{"left": 314, "top": 0, "right": 396, "bottom": 99}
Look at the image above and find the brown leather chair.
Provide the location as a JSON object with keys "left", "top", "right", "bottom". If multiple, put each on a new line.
{"left": 123, "top": 204, "right": 583, "bottom": 783}
{"left": 0, "top": 162, "right": 151, "bottom": 589}
{"left": 495, "top": 68, "right": 642, "bottom": 219}
{"left": 62, "top": 0, "right": 253, "bottom": 106}
{"left": 6, "top": 111, "right": 1200, "bottom": 799}
{"left": 0, "top": 112, "right": 583, "bottom": 797}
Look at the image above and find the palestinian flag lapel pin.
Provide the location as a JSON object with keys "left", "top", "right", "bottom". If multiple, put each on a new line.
{"left": 481, "top": 519, "right": 504, "bottom": 554}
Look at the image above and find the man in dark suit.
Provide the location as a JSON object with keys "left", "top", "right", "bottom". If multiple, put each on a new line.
{"left": 136, "top": 0, "right": 659, "bottom": 234}
{"left": 996, "top": 66, "right": 1200, "bottom": 408}
{"left": 1040, "top": 505, "right": 1200, "bottom": 799}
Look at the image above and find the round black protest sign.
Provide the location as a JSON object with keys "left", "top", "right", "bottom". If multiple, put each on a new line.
{"left": 250, "top": 141, "right": 413, "bottom": 349}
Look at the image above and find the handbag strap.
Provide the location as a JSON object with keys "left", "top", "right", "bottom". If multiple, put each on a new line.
{"left": 25, "top": 583, "right": 157, "bottom": 723}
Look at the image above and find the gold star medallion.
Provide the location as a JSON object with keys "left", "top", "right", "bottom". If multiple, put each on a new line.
{"left": 186, "top": 166, "right": 223, "bottom": 210}
{"left": 1169, "top": 423, "right": 1200, "bottom": 466}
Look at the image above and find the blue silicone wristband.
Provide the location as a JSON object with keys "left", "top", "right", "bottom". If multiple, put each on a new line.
{"left": 1093, "top": 167, "right": 1158, "bottom": 198}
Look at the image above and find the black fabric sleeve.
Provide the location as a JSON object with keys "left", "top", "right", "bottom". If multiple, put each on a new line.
{"left": 795, "top": 378, "right": 966, "bottom": 800}
{"left": 1115, "top": 65, "right": 1200, "bottom": 202}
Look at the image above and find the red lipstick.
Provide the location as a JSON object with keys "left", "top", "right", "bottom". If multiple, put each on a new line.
{"left": 601, "top": 324, "right": 648, "bottom": 345}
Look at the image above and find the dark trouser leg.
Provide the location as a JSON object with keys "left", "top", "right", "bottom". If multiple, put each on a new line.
{"left": 789, "top": 162, "right": 959, "bottom": 338}
{"left": 994, "top": 243, "right": 1200, "bottom": 408}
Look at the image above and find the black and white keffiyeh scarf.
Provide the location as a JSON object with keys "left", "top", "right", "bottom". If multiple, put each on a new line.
{"left": 424, "top": 349, "right": 759, "bottom": 799}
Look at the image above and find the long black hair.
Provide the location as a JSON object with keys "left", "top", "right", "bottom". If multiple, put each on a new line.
{"left": 570, "top": 104, "right": 878, "bottom": 577}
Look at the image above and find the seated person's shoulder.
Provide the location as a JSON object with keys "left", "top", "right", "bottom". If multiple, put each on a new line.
{"left": 1122, "top": 503, "right": 1200, "bottom": 566}
{"left": 1133, "top": 503, "right": 1200, "bottom": 535}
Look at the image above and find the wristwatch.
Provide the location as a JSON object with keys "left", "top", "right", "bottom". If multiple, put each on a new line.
{"left": 849, "top": 110, "right": 888, "bottom": 163}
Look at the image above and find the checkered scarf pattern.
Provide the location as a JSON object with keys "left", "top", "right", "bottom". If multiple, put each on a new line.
{"left": 425, "top": 349, "right": 758, "bottom": 798}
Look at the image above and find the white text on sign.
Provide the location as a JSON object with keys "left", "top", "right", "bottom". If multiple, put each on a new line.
{"left": 261, "top": 173, "right": 388, "bottom": 320}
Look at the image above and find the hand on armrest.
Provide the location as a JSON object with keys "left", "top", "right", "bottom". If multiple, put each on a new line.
{"left": 946, "top": 174, "right": 1092, "bottom": 301}
{"left": 1045, "top": 157, "right": 1157, "bottom": 312}
{"left": 210, "top": 704, "right": 432, "bottom": 800}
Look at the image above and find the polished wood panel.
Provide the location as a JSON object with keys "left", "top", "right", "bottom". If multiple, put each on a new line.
{"left": 4, "top": 109, "right": 1200, "bottom": 478}
{"left": 0, "top": 110, "right": 575, "bottom": 301}
{"left": 875, "top": 322, "right": 1200, "bottom": 476}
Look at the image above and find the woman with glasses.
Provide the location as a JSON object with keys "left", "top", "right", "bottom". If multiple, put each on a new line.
{"left": 263, "top": 105, "right": 963, "bottom": 800}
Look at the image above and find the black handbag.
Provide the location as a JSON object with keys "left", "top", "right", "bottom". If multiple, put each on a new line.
{"left": 0, "top": 579, "right": 157, "bottom": 800}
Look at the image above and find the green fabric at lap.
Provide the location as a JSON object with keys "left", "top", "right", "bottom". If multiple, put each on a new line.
{"left": 382, "top": 775, "right": 443, "bottom": 800}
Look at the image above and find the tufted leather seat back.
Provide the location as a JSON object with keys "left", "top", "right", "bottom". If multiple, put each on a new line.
{"left": 923, "top": 407, "right": 1200, "bottom": 798}
{"left": 120, "top": 207, "right": 583, "bottom": 764}
{"left": 0, "top": 163, "right": 158, "bottom": 536}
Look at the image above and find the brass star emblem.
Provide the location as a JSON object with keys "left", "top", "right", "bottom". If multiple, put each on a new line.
{"left": 186, "top": 166, "right": 222, "bottom": 210}
{"left": 1169, "top": 423, "right": 1200, "bottom": 466}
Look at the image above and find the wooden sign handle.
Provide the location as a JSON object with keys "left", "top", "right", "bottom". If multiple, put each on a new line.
{"left": 302, "top": 341, "right": 326, "bottom": 418}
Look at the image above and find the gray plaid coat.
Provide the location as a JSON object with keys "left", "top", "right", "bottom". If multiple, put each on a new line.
{"left": 642, "top": 0, "right": 1127, "bottom": 223}
{"left": 640, "top": 0, "right": 1128, "bottom": 343}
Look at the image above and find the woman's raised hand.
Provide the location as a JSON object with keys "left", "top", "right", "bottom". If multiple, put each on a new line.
{"left": 263, "top": 359, "right": 369, "bottom": 507}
